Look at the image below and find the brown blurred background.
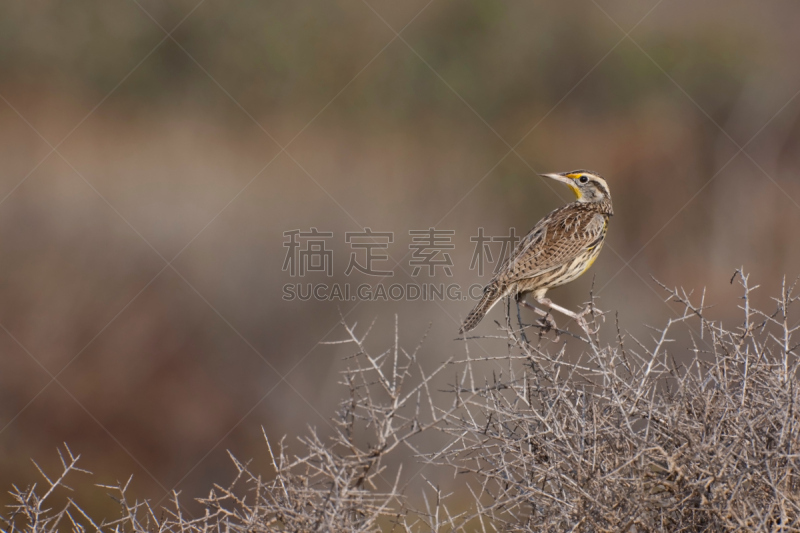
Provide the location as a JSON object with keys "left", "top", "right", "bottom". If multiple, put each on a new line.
{"left": 2, "top": 0, "right": 800, "bottom": 519}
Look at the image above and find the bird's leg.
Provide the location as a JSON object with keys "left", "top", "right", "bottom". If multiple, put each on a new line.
{"left": 513, "top": 296, "right": 530, "bottom": 344}
{"left": 536, "top": 297, "right": 590, "bottom": 331}
{"left": 519, "top": 296, "right": 558, "bottom": 334}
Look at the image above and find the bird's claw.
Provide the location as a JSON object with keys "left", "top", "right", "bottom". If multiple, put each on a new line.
{"left": 576, "top": 305, "right": 601, "bottom": 334}
{"left": 537, "top": 312, "right": 557, "bottom": 331}
{"left": 537, "top": 313, "right": 560, "bottom": 341}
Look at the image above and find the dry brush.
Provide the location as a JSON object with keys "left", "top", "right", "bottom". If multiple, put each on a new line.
{"left": 4, "top": 271, "right": 800, "bottom": 532}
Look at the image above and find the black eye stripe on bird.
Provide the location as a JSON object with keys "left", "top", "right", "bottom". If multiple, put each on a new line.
{"left": 590, "top": 179, "right": 611, "bottom": 199}
{"left": 459, "top": 169, "right": 612, "bottom": 334}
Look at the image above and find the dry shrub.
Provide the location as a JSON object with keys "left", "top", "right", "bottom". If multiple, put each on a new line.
{"left": 4, "top": 270, "right": 800, "bottom": 532}
{"left": 435, "top": 271, "right": 800, "bottom": 531}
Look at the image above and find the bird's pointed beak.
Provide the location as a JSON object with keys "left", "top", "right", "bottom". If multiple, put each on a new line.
{"left": 541, "top": 173, "right": 582, "bottom": 199}
{"left": 540, "top": 173, "right": 573, "bottom": 185}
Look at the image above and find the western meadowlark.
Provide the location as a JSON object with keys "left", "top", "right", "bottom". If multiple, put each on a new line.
{"left": 460, "top": 170, "right": 613, "bottom": 334}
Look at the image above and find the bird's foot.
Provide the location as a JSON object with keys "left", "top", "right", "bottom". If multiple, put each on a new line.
{"left": 518, "top": 298, "right": 560, "bottom": 339}
{"left": 577, "top": 304, "right": 604, "bottom": 334}
{"left": 536, "top": 297, "right": 597, "bottom": 333}
{"left": 537, "top": 313, "right": 559, "bottom": 340}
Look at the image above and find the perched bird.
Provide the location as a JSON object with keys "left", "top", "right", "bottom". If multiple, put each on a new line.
{"left": 460, "top": 170, "right": 613, "bottom": 334}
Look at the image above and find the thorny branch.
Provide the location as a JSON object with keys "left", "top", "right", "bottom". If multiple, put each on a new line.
{"left": 5, "top": 271, "right": 800, "bottom": 532}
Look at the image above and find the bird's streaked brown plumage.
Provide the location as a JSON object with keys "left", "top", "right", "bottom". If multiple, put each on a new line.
{"left": 460, "top": 170, "right": 613, "bottom": 334}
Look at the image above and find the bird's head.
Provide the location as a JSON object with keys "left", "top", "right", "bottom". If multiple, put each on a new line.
{"left": 541, "top": 170, "right": 611, "bottom": 205}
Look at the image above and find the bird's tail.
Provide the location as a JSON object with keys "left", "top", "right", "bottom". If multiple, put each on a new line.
{"left": 459, "top": 285, "right": 505, "bottom": 334}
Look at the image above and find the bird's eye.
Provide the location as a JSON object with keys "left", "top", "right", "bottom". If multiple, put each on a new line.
{"left": 579, "top": 175, "right": 589, "bottom": 183}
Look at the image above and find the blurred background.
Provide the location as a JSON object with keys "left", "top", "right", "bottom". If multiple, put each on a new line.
{"left": 1, "top": 0, "right": 800, "bottom": 519}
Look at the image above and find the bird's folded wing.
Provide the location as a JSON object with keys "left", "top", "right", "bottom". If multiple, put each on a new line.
{"left": 493, "top": 208, "right": 604, "bottom": 285}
